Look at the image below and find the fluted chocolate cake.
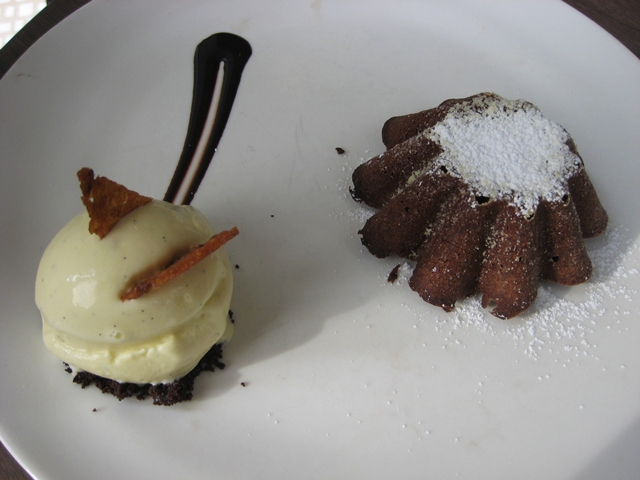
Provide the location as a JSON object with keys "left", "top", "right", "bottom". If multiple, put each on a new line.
{"left": 351, "top": 93, "right": 608, "bottom": 319}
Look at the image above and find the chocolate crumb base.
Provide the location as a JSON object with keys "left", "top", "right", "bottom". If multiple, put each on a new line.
{"left": 64, "top": 343, "right": 225, "bottom": 406}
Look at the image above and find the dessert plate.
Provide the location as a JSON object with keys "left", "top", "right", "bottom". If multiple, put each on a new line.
{"left": 1, "top": 0, "right": 640, "bottom": 478}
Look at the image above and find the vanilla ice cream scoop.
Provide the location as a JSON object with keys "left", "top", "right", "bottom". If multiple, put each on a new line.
{"left": 35, "top": 200, "right": 233, "bottom": 384}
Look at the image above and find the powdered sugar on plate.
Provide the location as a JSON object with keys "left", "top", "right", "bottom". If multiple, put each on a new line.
{"left": 391, "top": 227, "right": 638, "bottom": 361}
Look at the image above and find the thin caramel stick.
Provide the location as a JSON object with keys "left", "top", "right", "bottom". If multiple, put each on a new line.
{"left": 121, "top": 227, "right": 239, "bottom": 301}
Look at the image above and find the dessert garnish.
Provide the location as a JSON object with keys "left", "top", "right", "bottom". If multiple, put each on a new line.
{"left": 121, "top": 226, "right": 239, "bottom": 301}
{"left": 78, "top": 167, "right": 152, "bottom": 238}
{"left": 164, "top": 32, "right": 252, "bottom": 205}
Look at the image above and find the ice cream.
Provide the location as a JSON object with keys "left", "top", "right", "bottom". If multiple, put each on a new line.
{"left": 35, "top": 200, "right": 234, "bottom": 385}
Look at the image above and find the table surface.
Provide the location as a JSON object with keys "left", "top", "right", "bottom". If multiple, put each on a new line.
{"left": 1, "top": 0, "right": 639, "bottom": 478}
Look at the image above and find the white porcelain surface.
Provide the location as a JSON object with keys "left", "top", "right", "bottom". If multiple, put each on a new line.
{"left": 1, "top": 1, "right": 640, "bottom": 478}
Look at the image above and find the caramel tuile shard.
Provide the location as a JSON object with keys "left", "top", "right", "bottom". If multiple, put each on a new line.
{"left": 121, "top": 227, "right": 239, "bottom": 301}
{"left": 78, "top": 168, "right": 153, "bottom": 239}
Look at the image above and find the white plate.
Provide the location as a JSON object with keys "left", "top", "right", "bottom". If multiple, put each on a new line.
{"left": 2, "top": 1, "right": 640, "bottom": 478}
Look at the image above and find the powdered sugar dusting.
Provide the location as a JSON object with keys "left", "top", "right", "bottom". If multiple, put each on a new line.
{"left": 348, "top": 206, "right": 375, "bottom": 224}
{"left": 425, "top": 95, "right": 581, "bottom": 216}
{"left": 394, "top": 262, "right": 414, "bottom": 286}
{"left": 427, "top": 227, "right": 638, "bottom": 360}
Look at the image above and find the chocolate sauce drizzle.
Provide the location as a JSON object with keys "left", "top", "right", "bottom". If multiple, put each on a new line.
{"left": 164, "top": 33, "right": 252, "bottom": 205}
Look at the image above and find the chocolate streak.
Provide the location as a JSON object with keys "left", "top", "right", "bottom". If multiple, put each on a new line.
{"left": 164, "top": 32, "right": 252, "bottom": 205}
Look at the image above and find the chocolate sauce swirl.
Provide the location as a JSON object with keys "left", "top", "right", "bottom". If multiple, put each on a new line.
{"left": 165, "top": 32, "right": 252, "bottom": 205}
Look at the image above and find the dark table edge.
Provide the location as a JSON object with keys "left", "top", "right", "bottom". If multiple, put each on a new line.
{"left": 0, "top": 0, "right": 92, "bottom": 80}
{"left": 1, "top": 0, "right": 640, "bottom": 81}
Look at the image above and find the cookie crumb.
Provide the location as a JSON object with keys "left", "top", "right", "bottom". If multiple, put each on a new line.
{"left": 387, "top": 264, "right": 401, "bottom": 283}
{"left": 335, "top": 147, "right": 345, "bottom": 154}
{"left": 69, "top": 344, "right": 225, "bottom": 406}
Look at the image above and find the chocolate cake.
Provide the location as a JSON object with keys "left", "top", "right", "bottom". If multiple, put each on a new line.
{"left": 351, "top": 93, "right": 608, "bottom": 319}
